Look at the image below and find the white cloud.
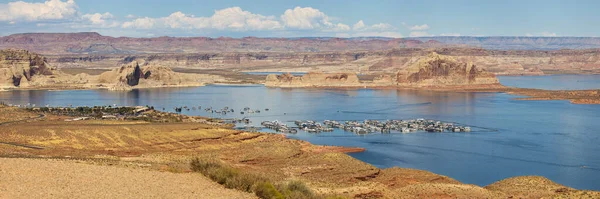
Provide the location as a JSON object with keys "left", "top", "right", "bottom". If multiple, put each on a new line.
{"left": 526, "top": 32, "right": 557, "bottom": 37}
{"left": 279, "top": 6, "right": 349, "bottom": 32}
{"left": 209, "top": 7, "right": 281, "bottom": 31}
{"left": 82, "top": 12, "right": 116, "bottom": 27}
{"left": 440, "top": 33, "right": 460, "bottom": 36}
{"left": 352, "top": 20, "right": 393, "bottom": 33}
{"left": 0, "top": 2, "right": 401, "bottom": 38}
{"left": 353, "top": 20, "right": 365, "bottom": 30}
{"left": 409, "top": 31, "right": 432, "bottom": 37}
{"left": 0, "top": 0, "right": 78, "bottom": 22}
{"left": 123, "top": 7, "right": 282, "bottom": 31}
{"left": 409, "top": 24, "right": 429, "bottom": 31}
{"left": 122, "top": 17, "right": 155, "bottom": 29}
{"left": 280, "top": 7, "right": 327, "bottom": 29}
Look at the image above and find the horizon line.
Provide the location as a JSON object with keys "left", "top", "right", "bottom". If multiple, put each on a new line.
{"left": 2, "top": 32, "right": 599, "bottom": 39}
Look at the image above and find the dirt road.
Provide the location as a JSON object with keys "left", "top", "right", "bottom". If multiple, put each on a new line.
{"left": 0, "top": 158, "right": 256, "bottom": 199}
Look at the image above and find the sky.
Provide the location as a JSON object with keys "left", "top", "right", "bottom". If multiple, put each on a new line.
{"left": 0, "top": 0, "right": 598, "bottom": 38}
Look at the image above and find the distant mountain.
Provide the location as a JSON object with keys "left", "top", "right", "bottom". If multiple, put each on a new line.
{"left": 2, "top": 33, "right": 599, "bottom": 55}
{"left": 0, "top": 32, "right": 437, "bottom": 55}
{"left": 409, "top": 36, "right": 600, "bottom": 50}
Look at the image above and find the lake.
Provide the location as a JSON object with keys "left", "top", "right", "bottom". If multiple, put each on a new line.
{"left": 0, "top": 75, "right": 599, "bottom": 190}
{"left": 498, "top": 74, "right": 600, "bottom": 90}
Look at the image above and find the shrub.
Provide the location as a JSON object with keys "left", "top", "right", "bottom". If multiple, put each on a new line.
{"left": 191, "top": 158, "right": 319, "bottom": 199}
{"left": 279, "top": 180, "right": 316, "bottom": 199}
{"left": 225, "top": 173, "right": 260, "bottom": 192}
{"left": 254, "top": 181, "right": 284, "bottom": 199}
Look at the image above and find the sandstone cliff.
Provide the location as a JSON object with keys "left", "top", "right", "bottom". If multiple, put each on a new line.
{"left": 97, "top": 61, "right": 210, "bottom": 90}
{"left": 97, "top": 61, "right": 144, "bottom": 87}
{"left": 46, "top": 48, "right": 600, "bottom": 76}
{"left": 0, "top": 49, "right": 225, "bottom": 91}
{"left": 395, "top": 52, "right": 500, "bottom": 87}
{"left": 0, "top": 49, "right": 52, "bottom": 87}
{"left": 265, "top": 72, "right": 362, "bottom": 88}
{"left": 0, "top": 49, "right": 90, "bottom": 89}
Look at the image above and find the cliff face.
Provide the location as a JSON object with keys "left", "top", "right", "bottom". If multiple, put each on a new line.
{"left": 45, "top": 48, "right": 600, "bottom": 76}
{"left": 98, "top": 61, "right": 143, "bottom": 87}
{"left": 396, "top": 52, "right": 500, "bottom": 87}
{"left": 0, "top": 49, "right": 56, "bottom": 87}
{"left": 265, "top": 72, "right": 362, "bottom": 88}
{"left": 97, "top": 61, "right": 208, "bottom": 90}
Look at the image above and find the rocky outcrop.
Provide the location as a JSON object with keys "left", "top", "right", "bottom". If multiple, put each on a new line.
{"left": 0, "top": 49, "right": 56, "bottom": 88}
{"left": 98, "top": 61, "right": 143, "bottom": 87}
{"left": 265, "top": 72, "right": 362, "bottom": 88}
{"left": 97, "top": 61, "right": 208, "bottom": 90}
{"left": 395, "top": 52, "right": 500, "bottom": 87}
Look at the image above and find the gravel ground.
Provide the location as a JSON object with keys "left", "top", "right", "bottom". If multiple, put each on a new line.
{"left": 0, "top": 158, "right": 256, "bottom": 199}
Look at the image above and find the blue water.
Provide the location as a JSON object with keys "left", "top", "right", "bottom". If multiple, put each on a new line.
{"left": 499, "top": 74, "right": 600, "bottom": 90}
{"left": 0, "top": 81, "right": 599, "bottom": 190}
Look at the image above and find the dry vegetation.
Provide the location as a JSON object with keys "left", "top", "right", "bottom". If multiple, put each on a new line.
{"left": 0, "top": 105, "right": 598, "bottom": 198}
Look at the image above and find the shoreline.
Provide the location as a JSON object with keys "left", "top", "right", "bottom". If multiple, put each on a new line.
{"left": 1, "top": 106, "right": 599, "bottom": 197}
{"left": 2, "top": 82, "right": 599, "bottom": 104}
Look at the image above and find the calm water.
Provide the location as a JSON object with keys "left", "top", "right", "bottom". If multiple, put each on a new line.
{"left": 499, "top": 74, "right": 600, "bottom": 90}
{"left": 1, "top": 82, "right": 599, "bottom": 190}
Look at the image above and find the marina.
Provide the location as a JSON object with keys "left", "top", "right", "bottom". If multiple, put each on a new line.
{"left": 261, "top": 119, "right": 472, "bottom": 134}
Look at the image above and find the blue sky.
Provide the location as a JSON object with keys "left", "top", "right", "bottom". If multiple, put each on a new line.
{"left": 0, "top": 0, "right": 598, "bottom": 37}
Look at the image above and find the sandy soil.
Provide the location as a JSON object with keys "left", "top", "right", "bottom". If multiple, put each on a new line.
{"left": 0, "top": 158, "right": 256, "bottom": 199}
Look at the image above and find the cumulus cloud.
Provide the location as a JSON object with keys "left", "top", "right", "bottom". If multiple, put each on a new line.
{"left": 0, "top": 0, "right": 78, "bottom": 22}
{"left": 279, "top": 6, "right": 350, "bottom": 32}
{"left": 81, "top": 12, "right": 119, "bottom": 27}
{"left": 409, "top": 24, "right": 429, "bottom": 31}
{"left": 281, "top": 7, "right": 326, "bottom": 29}
{"left": 122, "top": 17, "right": 155, "bottom": 29}
{"left": 123, "top": 7, "right": 282, "bottom": 31}
{"left": 409, "top": 31, "right": 432, "bottom": 37}
{"left": 353, "top": 20, "right": 365, "bottom": 30}
{"left": 0, "top": 1, "right": 402, "bottom": 38}
{"left": 352, "top": 20, "right": 394, "bottom": 34}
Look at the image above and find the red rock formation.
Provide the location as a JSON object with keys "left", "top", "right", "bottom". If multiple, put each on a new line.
{"left": 396, "top": 52, "right": 500, "bottom": 87}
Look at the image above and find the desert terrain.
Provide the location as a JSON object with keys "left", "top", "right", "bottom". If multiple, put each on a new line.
{"left": 0, "top": 33, "right": 599, "bottom": 76}
{"left": 1, "top": 105, "right": 599, "bottom": 199}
